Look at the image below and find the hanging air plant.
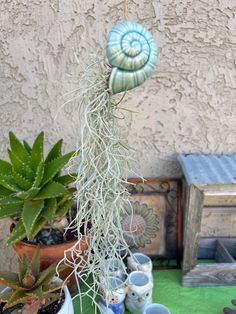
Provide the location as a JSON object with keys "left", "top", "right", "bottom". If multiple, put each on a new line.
{"left": 61, "top": 21, "right": 158, "bottom": 312}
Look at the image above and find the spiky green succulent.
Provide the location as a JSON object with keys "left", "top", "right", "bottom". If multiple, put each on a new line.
{"left": 0, "top": 131, "right": 76, "bottom": 245}
{"left": 0, "top": 247, "right": 63, "bottom": 314}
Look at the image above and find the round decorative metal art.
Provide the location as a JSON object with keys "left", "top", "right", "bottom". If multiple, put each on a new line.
{"left": 121, "top": 200, "right": 159, "bottom": 248}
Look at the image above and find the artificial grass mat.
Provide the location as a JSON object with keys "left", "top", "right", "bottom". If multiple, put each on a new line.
{"left": 73, "top": 269, "right": 236, "bottom": 313}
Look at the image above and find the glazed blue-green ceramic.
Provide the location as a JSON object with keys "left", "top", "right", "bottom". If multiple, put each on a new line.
{"left": 106, "top": 21, "right": 158, "bottom": 94}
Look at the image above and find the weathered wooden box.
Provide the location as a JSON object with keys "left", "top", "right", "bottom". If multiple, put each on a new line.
{"left": 178, "top": 154, "right": 236, "bottom": 287}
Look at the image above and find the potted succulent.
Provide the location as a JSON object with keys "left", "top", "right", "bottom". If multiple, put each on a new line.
{"left": 0, "top": 247, "right": 74, "bottom": 314}
{"left": 0, "top": 132, "right": 88, "bottom": 287}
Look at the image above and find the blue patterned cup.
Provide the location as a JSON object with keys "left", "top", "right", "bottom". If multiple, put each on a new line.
{"left": 144, "top": 303, "right": 171, "bottom": 314}
{"left": 99, "top": 277, "right": 127, "bottom": 314}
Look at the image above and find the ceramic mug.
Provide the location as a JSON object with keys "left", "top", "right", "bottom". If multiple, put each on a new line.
{"left": 125, "top": 271, "right": 153, "bottom": 314}
{"left": 99, "top": 277, "right": 126, "bottom": 314}
{"left": 102, "top": 258, "right": 126, "bottom": 281}
{"left": 127, "top": 253, "right": 153, "bottom": 280}
{"left": 144, "top": 304, "right": 171, "bottom": 314}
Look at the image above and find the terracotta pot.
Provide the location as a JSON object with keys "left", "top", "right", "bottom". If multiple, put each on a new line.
{"left": 13, "top": 235, "right": 88, "bottom": 294}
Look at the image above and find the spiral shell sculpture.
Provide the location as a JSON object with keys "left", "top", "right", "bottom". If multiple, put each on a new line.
{"left": 106, "top": 21, "right": 158, "bottom": 94}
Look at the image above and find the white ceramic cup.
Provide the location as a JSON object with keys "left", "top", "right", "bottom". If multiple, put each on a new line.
{"left": 144, "top": 303, "right": 171, "bottom": 314}
{"left": 102, "top": 258, "right": 126, "bottom": 281}
{"left": 127, "top": 253, "right": 153, "bottom": 281}
{"left": 125, "top": 271, "right": 153, "bottom": 314}
{"left": 99, "top": 277, "right": 127, "bottom": 314}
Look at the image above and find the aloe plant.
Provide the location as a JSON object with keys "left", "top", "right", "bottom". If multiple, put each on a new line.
{"left": 0, "top": 131, "right": 76, "bottom": 245}
{"left": 0, "top": 247, "right": 63, "bottom": 314}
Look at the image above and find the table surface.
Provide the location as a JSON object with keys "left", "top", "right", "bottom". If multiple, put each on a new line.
{"left": 73, "top": 269, "right": 236, "bottom": 314}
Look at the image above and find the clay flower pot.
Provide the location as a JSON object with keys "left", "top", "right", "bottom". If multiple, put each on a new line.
{"left": 13, "top": 235, "right": 88, "bottom": 293}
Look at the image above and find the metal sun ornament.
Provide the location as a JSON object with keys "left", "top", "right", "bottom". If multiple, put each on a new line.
{"left": 122, "top": 200, "right": 160, "bottom": 248}
{"left": 106, "top": 21, "right": 158, "bottom": 94}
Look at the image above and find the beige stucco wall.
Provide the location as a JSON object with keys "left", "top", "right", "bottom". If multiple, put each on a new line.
{"left": 0, "top": 0, "right": 236, "bottom": 275}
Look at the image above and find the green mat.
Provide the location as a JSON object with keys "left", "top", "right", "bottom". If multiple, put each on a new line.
{"left": 73, "top": 270, "right": 236, "bottom": 313}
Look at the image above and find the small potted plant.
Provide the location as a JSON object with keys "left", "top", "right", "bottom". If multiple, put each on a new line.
{"left": 0, "top": 132, "right": 88, "bottom": 287}
{"left": 0, "top": 247, "right": 74, "bottom": 314}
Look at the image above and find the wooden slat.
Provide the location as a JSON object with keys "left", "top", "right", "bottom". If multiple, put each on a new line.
{"left": 183, "top": 263, "right": 236, "bottom": 287}
{"left": 199, "top": 184, "right": 236, "bottom": 193}
{"left": 200, "top": 207, "right": 236, "bottom": 237}
{"left": 183, "top": 185, "right": 204, "bottom": 274}
{"left": 204, "top": 195, "right": 236, "bottom": 206}
{"left": 200, "top": 185, "right": 236, "bottom": 206}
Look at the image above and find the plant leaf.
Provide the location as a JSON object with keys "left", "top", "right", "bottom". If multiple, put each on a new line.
{"left": 42, "top": 152, "right": 74, "bottom": 186}
{"left": 55, "top": 173, "right": 76, "bottom": 185}
{"left": 0, "top": 196, "right": 24, "bottom": 206}
{"left": 29, "top": 217, "right": 47, "bottom": 239}
{"left": 41, "top": 198, "right": 57, "bottom": 224}
{"left": 9, "top": 132, "right": 31, "bottom": 164}
{"left": 34, "top": 182, "right": 66, "bottom": 200}
{"left": 5, "top": 290, "right": 29, "bottom": 309}
{"left": 56, "top": 199, "right": 74, "bottom": 217}
{"left": 0, "top": 203, "right": 23, "bottom": 219}
{"left": 31, "top": 247, "right": 40, "bottom": 278}
{"left": 57, "top": 187, "right": 75, "bottom": 206}
{"left": 33, "top": 161, "right": 44, "bottom": 188}
{"left": 0, "top": 291, "right": 13, "bottom": 303}
{"left": 8, "top": 150, "right": 34, "bottom": 181}
{"left": 23, "top": 140, "right": 32, "bottom": 154}
{"left": 42, "top": 283, "right": 62, "bottom": 294}
{"left": 22, "top": 200, "right": 44, "bottom": 239}
{"left": 0, "top": 159, "right": 12, "bottom": 175}
{"left": 0, "top": 185, "right": 12, "bottom": 199}
{"left": 30, "top": 132, "right": 44, "bottom": 169}
{"left": 12, "top": 171, "right": 32, "bottom": 190}
{"left": 0, "top": 271, "right": 20, "bottom": 289}
{"left": 45, "top": 139, "right": 63, "bottom": 164}
{"left": 26, "top": 286, "right": 43, "bottom": 299}
{"left": 16, "top": 188, "right": 40, "bottom": 200}
{"left": 19, "top": 255, "right": 29, "bottom": 283}
{"left": 34, "top": 265, "right": 57, "bottom": 288}
{"left": 0, "top": 174, "right": 20, "bottom": 192}
{"left": 57, "top": 188, "right": 76, "bottom": 207}
{"left": 6, "top": 220, "right": 27, "bottom": 246}
{"left": 22, "top": 270, "right": 36, "bottom": 288}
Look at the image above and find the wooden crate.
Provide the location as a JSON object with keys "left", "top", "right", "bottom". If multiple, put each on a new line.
{"left": 178, "top": 154, "right": 236, "bottom": 287}
{"left": 182, "top": 184, "right": 236, "bottom": 286}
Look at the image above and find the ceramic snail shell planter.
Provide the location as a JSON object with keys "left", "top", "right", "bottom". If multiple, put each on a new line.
{"left": 106, "top": 21, "right": 158, "bottom": 94}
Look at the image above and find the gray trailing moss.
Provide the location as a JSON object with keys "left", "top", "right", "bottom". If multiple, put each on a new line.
{"left": 61, "top": 58, "right": 136, "bottom": 312}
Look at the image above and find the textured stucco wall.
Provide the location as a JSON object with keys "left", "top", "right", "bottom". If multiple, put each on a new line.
{"left": 0, "top": 0, "right": 236, "bottom": 274}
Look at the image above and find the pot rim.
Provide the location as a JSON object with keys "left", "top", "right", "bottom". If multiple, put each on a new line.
{"left": 14, "top": 237, "right": 88, "bottom": 249}
{"left": 10, "top": 223, "right": 89, "bottom": 250}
